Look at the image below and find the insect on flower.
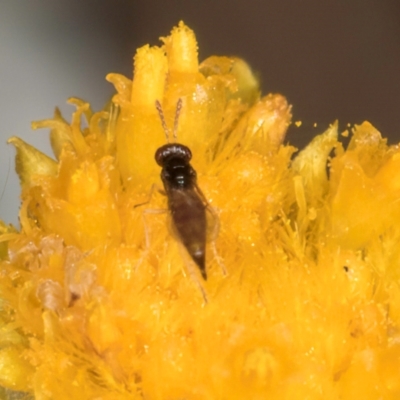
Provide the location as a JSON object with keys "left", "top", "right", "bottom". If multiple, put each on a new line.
{"left": 155, "top": 99, "right": 216, "bottom": 280}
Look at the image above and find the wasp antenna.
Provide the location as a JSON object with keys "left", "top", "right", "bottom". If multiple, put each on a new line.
{"left": 155, "top": 100, "right": 170, "bottom": 142}
{"left": 172, "top": 98, "right": 183, "bottom": 142}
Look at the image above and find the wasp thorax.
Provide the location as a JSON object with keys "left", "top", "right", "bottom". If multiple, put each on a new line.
{"left": 155, "top": 143, "right": 192, "bottom": 167}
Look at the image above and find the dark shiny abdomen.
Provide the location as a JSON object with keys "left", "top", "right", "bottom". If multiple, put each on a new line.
{"left": 168, "top": 188, "right": 207, "bottom": 279}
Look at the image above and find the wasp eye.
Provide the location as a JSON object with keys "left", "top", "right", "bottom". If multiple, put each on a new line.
{"left": 179, "top": 145, "right": 192, "bottom": 162}
{"left": 155, "top": 147, "right": 166, "bottom": 166}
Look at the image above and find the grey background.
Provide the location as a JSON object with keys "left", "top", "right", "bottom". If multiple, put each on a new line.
{"left": 1, "top": 0, "right": 400, "bottom": 226}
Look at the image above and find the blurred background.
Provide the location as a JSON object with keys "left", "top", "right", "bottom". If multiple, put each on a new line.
{"left": 1, "top": 0, "right": 400, "bottom": 226}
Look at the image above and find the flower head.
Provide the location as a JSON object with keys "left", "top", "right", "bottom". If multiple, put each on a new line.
{"left": 1, "top": 21, "right": 400, "bottom": 399}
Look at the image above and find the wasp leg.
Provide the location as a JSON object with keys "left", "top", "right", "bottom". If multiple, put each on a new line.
{"left": 210, "top": 240, "right": 227, "bottom": 276}
{"left": 133, "top": 184, "right": 167, "bottom": 272}
{"left": 133, "top": 183, "right": 164, "bottom": 208}
{"left": 134, "top": 208, "right": 167, "bottom": 272}
{"left": 206, "top": 205, "right": 227, "bottom": 276}
{"left": 195, "top": 182, "right": 227, "bottom": 277}
{"left": 177, "top": 244, "right": 208, "bottom": 303}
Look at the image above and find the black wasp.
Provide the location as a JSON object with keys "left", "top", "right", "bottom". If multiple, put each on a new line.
{"left": 155, "top": 99, "right": 213, "bottom": 280}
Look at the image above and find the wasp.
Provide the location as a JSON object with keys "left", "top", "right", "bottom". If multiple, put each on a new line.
{"left": 154, "top": 99, "right": 214, "bottom": 280}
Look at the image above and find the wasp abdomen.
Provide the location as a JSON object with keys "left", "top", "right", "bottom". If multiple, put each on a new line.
{"left": 168, "top": 188, "right": 207, "bottom": 279}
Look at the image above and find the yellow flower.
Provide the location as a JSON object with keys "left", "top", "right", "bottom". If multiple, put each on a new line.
{"left": 1, "top": 21, "right": 400, "bottom": 399}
